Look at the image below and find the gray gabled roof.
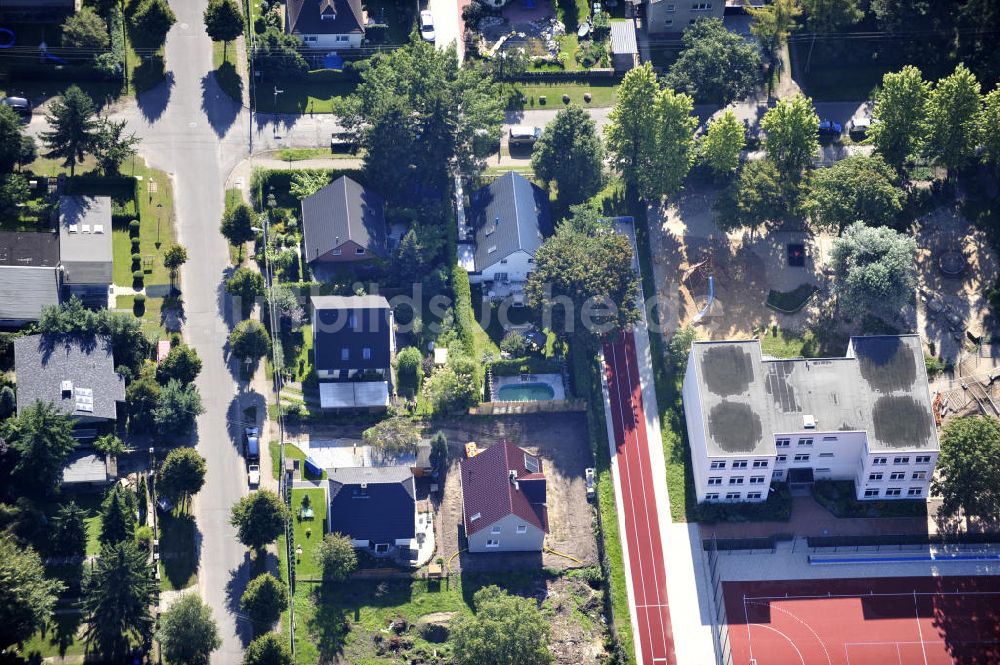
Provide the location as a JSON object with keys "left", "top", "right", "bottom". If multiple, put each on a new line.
{"left": 286, "top": 0, "right": 365, "bottom": 36}
{"left": 14, "top": 334, "right": 125, "bottom": 421}
{"left": 0, "top": 266, "right": 60, "bottom": 323}
{"left": 470, "top": 172, "right": 552, "bottom": 272}
{"left": 59, "top": 196, "right": 113, "bottom": 285}
{"left": 301, "top": 176, "right": 387, "bottom": 262}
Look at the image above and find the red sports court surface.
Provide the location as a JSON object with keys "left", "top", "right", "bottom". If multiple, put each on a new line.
{"left": 723, "top": 576, "right": 1000, "bottom": 665}
{"left": 604, "top": 330, "right": 676, "bottom": 665}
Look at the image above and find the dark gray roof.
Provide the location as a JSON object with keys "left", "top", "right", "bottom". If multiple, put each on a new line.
{"left": 470, "top": 172, "right": 552, "bottom": 272}
{"left": 287, "top": 0, "right": 364, "bottom": 36}
{"left": 312, "top": 295, "right": 392, "bottom": 372}
{"left": 62, "top": 451, "right": 109, "bottom": 485}
{"left": 688, "top": 335, "right": 938, "bottom": 457}
{"left": 328, "top": 466, "right": 416, "bottom": 543}
{"left": 0, "top": 230, "right": 59, "bottom": 267}
{"left": 610, "top": 20, "right": 638, "bottom": 55}
{"left": 302, "top": 176, "right": 386, "bottom": 262}
{"left": 59, "top": 196, "right": 113, "bottom": 285}
{"left": 14, "top": 334, "right": 125, "bottom": 421}
{"left": 0, "top": 266, "right": 60, "bottom": 322}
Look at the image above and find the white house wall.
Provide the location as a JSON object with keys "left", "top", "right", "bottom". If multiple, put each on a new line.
{"left": 467, "top": 513, "right": 545, "bottom": 553}
{"left": 297, "top": 33, "right": 363, "bottom": 48}
{"left": 480, "top": 250, "right": 534, "bottom": 284}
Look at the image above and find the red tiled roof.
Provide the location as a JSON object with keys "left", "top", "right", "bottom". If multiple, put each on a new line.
{"left": 460, "top": 441, "right": 548, "bottom": 536}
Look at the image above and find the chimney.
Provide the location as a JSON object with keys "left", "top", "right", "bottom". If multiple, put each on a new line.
{"left": 508, "top": 469, "right": 518, "bottom": 490}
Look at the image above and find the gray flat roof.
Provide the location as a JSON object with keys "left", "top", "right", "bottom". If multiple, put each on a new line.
{"left": 59, "top": 196, "right": 113, "bottom": 285}
{"left": 0, "top": 265, "right": 61, "bottom": 323}
{"left": 689, "top": 335, "right": 938, "bottom": 457}
{"left": 610, "top": 20, "right": 638, "bottom": 55}
{"left": 62, "top": 451, "right": 108, "bottom": 485}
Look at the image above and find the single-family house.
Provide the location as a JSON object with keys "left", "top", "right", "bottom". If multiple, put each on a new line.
{"left": 286, "top": 0, "right": 367, "bottom": 49}
{"left": 641, "top": 0, "right": 724, "bottom": 34}
{"left": 461, "top": 441, "right": 548, "bottom": 553}
{"left": 467, "top": 172, "right": 552, "bottom": 291}
{"left": 0, "top": 230, "right": 61, "bottom": 327}
{"left": 59, "top": 196, "right": 113, "bottom": 307}
{"left": 13, "top": 334, "right": 125, "bottom": 425}
{"left": 301, "top": 176, "right": 387, "bottom": 266}
{"left": 327, "top": 466, "right": 417, "bottom": 554}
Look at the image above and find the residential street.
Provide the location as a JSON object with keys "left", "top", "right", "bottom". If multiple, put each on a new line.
{"left": 429, "top": 0, "right": 465, "bottom": 61}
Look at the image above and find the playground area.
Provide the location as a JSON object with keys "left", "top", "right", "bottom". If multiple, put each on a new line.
{"left": 723, "top": 575, "right": 1000, "bottom": 665}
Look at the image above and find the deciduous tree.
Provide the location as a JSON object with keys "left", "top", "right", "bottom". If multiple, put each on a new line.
{"left": 531, "top": 106, "right": 604, "bottom": 208}
{"left": 314, "top": 533, "right": 357, "bottom": 582}
{"left": 981, "top": 86, "right": 1000, "bottom": 169}
{"left": 93, "top": 433, "right": 132, "bottom": 458}
{"left": 640, "top": 87, "right": 697, "bottom": 200}
{"left": 203, "top": 0, "right": 244, "bottom": 61}
{"left": 800, "top": 0, "right": 862, "bottom": 32}
{"left": 158, "top": 593, "right": 221, "bottom": 665}
{"left": 363, "top": 415, "right": 421, "bottom": 459}
{"left": 243, "top": 632, "right": 292, "bottom": 665}
{"left": 226, "top": 266, "right": 266, "bottom": 314}
{"left": 62, "top": 6, "right": 110, "bottom": 49}
{"left": 157, "top": 344, "right": 203, "bottom": 385}
{"left": 830, "top": 221, "right": 916, "bottom": 317}
{"left": 163, "top": 244, "right": 189, "bottom": 287}
{"left": 665, "top": 18, "right": 763, "bottom": 105}
{"left": 220, "top": 201, "right": 257, "bottom": 258}
{"left": 761, "top": 94, "right": 819, "bottom": 181}
{"left": 922, "top": 64, "right": 982, "bottom": 175}
{"left": 94, "top": 118, "right": 141, "bottom": 176}
{"left": 715, "top": 159, "right": 784, "bottom": 236}
{"left": 241, "top": 573, "right": 286, "bottom": 634}
{"left": 41, "top": 85, "right": 100, "bottom": 176}
{"left": 158, "top": 447, "right": 207, "bottom": 510}
{"left": 804, "top": 154, "right": 904, "bottom": 234}
{"left": 131, "top": 0, "right": 176, "bottom": 51}
{"left": 451, "top": 585, "right": 552, "bottom": 665}
{"left": 229, "top": 319, "right": 270, "bottom": 364}
{"left": 699, "top": 110, "right": 746, "bottom": 178}
{"left": 749, "top": 0, "right": 802, "bottom": 57}
{"left": 870, "top": 66, "right": 930, "bottom": 170}
{"left": 154, "top": 379, "right": 205, "bottom": 439}
{"left": 932, "top": 416, "right": 1000, "bottom": 527}
{"left": 605, "top": 63, "right": 658, "bottom": 191}
{"left": 230, "top": 490, "right": 288, "bottom": 551}
{"left": 0, "top": 536, "right": 63, "bottom": 651}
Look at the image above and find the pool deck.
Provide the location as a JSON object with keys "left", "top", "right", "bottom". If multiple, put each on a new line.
{"left": 493, "top": 372, "right": 567, "bottom": 401}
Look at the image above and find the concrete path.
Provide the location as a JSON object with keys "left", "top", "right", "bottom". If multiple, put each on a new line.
{"left": 430, "top": 0, "right": 465, "bottom": 61}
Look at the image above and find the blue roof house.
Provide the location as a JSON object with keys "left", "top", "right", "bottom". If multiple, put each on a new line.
{"left": 327, "top": 466, "right": 417, "bottom": 555}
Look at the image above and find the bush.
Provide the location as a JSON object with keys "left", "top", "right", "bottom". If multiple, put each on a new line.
{"left": 134, "top": 293, "right": 146, "bottom": 304}
{"left": 694, "top": 483, "right": 792, "bottom": 523}
{"left": 451, "top": 268, "right": 475, "bottom": 354}
{"left": 395, "top": 347, "right": 423, "bottom": 399}
{"left": 131, "top": 252, "right": 141, "bottom": 265}
{"left": 253, "top": 17, "right": 265, "bottom": 33}
{"left": 131, "top": 237, "right": 141, "bottom": 250}
{"left": 461, "top": 0, "right": 485, "bottom": 29}
{"left": 132, "top": 270, "right": 144, "bottom": 281}
{"left": 129, "top": 219, "right": 140, "bottom": 235}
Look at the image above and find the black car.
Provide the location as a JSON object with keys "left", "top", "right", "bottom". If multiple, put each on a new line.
{"left": 1, "top": 96, "right": 32, "bottom": 118}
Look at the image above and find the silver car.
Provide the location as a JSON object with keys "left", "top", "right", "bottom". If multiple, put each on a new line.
{"left": 420, "top": 10, "right": 435, "bottom": 42}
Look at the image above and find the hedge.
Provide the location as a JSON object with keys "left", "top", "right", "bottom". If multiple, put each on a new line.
{"left": 489, "top": 357, "right": 563, "bottom": 376}
{"left": 451, "top": 266, "right": 475, "bottom": 355}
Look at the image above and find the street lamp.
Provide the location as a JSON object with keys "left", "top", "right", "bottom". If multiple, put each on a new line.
{"left": 155, "top": 202, "right": 163, "bottom": 248}
{"left": 272, "top": 86, "right": 284, "bottom": 137}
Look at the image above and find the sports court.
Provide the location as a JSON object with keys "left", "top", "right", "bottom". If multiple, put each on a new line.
{"left": 723, "top": 576, "right": 1000, "bottom": 665}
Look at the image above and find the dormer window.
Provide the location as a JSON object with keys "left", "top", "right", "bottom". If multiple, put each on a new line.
{"left": 320, "top": 0, "right": 336, "bottom": 19}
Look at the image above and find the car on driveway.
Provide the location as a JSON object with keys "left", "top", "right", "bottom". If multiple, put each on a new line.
{"left": 848, "top": 116, "right": 871, "bottom": 140}
{"left": 245, "top": 426, "right": 260, "bottom": 460}
{"left": 1, "top": 96, "right": 31, "bottom": 118}
{"left": 420, "top": 10, "right": 435, "bottom": 42}
{"left": 818, "top": 119, "right": 843, "bottom": 143}
{"left": 585, "top": 467, "right": 595, "bottom": 500}
{"left": 508, "top": 125, "right": 542, "bottom": 148}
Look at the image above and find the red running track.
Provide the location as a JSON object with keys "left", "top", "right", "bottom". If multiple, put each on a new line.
{"left": 604, "top": 330, "right": 677, "bottom": 665}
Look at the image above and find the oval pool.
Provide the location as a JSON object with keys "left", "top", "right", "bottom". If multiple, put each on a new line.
{"left": 496, "top": 382, "right": 555, "bottom": 402}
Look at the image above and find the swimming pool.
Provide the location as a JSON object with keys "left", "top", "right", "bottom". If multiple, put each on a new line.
{"left": 496, "top": 382, "right": 556, "bottom": 401}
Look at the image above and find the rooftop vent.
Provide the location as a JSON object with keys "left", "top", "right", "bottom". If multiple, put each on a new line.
{"left": 61, "top": 380, "right": 73, "bottom": 395}
{"left": 93, "top": 224, "right": 104, "bottom": 234}
{"left": 803, "top": 414, "right": 817, "bottom": 429}
{"left": 68, "top": 224, "right": 78, "bottom": 233}
{"left": 470, "top": 512, "right": 481, "bottom": 521}
{"left": 81, "top": 225, "right": 91, "bottom": 234}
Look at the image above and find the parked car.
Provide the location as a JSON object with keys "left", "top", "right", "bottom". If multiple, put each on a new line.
{"left": 330, "top": 130, "right": 359, "bottom": 154}
{"left": 1, "top": 96, "right": 31, "bottom": 118}
{"left": 848, "top": 116, "right": 871, "bottom": 140}
{"left": 585, "top": 467, "right": 595, "bottom": 500}
{"left": 420, "top": 10, "right": 435, "bottom": 42}
{"left": 508, "top": 125, "right": 542, "bottom": 148}
{"left": 245, "top": 426, "right": 260, "bottom": 460}
{"left": 248, "top": 463, "right": 261, "bottom": 488}
{"left": 818, "top": 119, "right": 843, "bottom": 142}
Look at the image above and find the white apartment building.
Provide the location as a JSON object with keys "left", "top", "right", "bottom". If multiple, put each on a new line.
{"left": 682, "top": 335, "right": 939, "bottom": 504}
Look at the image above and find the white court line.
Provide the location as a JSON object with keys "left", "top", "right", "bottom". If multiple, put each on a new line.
{"left": 844, "top": 641, "right": 906, "bottom": 665}
{"left": 635, "top": 603, "right": 672, "bottom": 609}
{"left": 744, "top": 590, "right": 1000, "bottom": 601}
{"left": 913, "top": 591, "right": 929, "bottom": 665}
{"left": 743, "top": 594, "right": 754, "bottom": 663}
{"left": 745, "top": 599, "right": 833, "bottom": 665}
{"left": 748, "top": 622, "right": 808, "bottom": 665}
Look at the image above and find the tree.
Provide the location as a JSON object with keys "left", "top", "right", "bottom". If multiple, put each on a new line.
{"left": 699, "top": 110, "right": 746, "bottom": 178}
{"left": 526, "top": 208, "right": 639, "bottom": 342}
{"left": 715, "top": 160, "right": 785, "bottom": 235}
{"left": 82, "top": 540, "right": 159, "bottom": 662}
{"left": 981, "top": 87, "right": 1000, "bottom": 169}
{"left": 932, "top": 416, "right": 1000, "bottom": 526}
{"left": 163, "top": 244, "right": 189, "bottom": 287}
{"left": 289, "top": 171, "right": 331, "bottom": 199}
{"left": 800, "top": 0, "right": 862, "bottom": 32}
{"left": 451, "top": 585, "right": 552, "bottom": 665}
{"left": 0, "top": 105, "right": 31, "bottom": 173}
{"left": 0, "top": 385, "right": 14, "bottom": 419}
{"left": 0, "top": 536, "right": 63, "bottom": 651}
{"left": 50, "top": 501, "right": 88, "bottom": 556}
{"left": 243, "top": 633, "right": 292, "bottom": 665}
{"left": 429, "top": 431, "right": 448, "bottom": 471}
{"left": 226, "top": 267, "right": 266, "bottom": 310}
{"left": 157, "top": 343, "right": 203, "bottom": 385}
{"left": 422, "top": 356, "right": 479, "bottom": 414}
{"left": 395, "top": 346, "right": 423, "bottom": 399}
{"left": 131, "top": 0, "right": 176, "bottom": 51}
{"left": 761, "top": 94, "right": 819, "bottom": 181}
{"left": 126, "top": 363, "right": 161, "bottom": 433}
{"left": 229, "top": 319, "right": 270, "bottom": 364}
{"left": 500, "top": 330, "right": 530, "bottom": 357}
{"left": 805, "top": 154, "right": 904, "bottom": 234}
{"left": 230, "top": 490, "right": 288, "bottom": 551}
{"left": 93, "top": 118, "right": 141, "bottom": 176}
{"left": 41, "top": 85, "right": 100, "bottom": 176}
{"left": 268, "top": 283, "right": 305, "bottom": 330}
{"left": 158, "top": 447, "right": 207, "bottom": 510}
{"left": 100, "top": 483, "right": 136, "bottom": 546}
{"left": 338, "top": 40, "right": 503, "bottom": 207}
{"left": 605, "top": 63, "right": 658, "bottom": 191}
{"left": 62, "top": 6, "right": 110, "bottom": 49}
{"left": 203, "top": 0, "right": 243, "bottom": 61}
{"left": 154, "top": 379, "right": 205, "bottom": 439}
{"left": 241, "top": 573, "right": 287, "bottom": 634}
{"left": 314, "top": 532, "right": 358, "bottom": 582}
{"left": 0, "top": 173, "right": 29, "bottom": 215}
{"left": 664, "top": 18, "right": 763, "bottom": 105}
{"left": 922, "top": 64, "right": 982, "bottom": 174}
{"left": 220, "top": 201, "right": 257, "bottom": 259}
{"left": 668, "top": 327, "right": 698, "bottom": 372}
{"left": 530, "top": 106, "right": 604, "bottom": 208}
{"left": 830, "top": 221, "right": 917, "bottom": 317}
{"left": 640, "top": 87, "right": 698, "bottom": 200}
{"left": 2, "top": 401, "right": 77, "bottom": 495}
{"left": 870, "top": 65, "right": 930, "bottom": 170}
{"left": 254, "top": 28, "right": 309, "bottom": 81}
{"left": 363, "top": 416, "right": 421, "bottom": 459}
{"left": 93, "top": 433, "right": 133, "bottom": 458}
{"left": 749, "top": 0, "right": 801, "bottom": 57}
{"left": 158, "top": 593, "right": 221, "bottom": 665}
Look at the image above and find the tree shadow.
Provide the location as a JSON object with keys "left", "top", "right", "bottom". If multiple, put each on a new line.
{"left": 224, "top": 552, "right": 274, "bottom": 646}
{"left": 201, "top": 71, "right": 241, "bottom": 139}
{"left": 134, "top": 58, "right": 172, "bottom": 119}
{"left": 214, "top": 61, "right": 243, "bottom": 106}
{"left": 159, "top": 509, "right": 200, "bottom": 590}
{"left": 26, "top": 610, "right": 84, "bottom": 660}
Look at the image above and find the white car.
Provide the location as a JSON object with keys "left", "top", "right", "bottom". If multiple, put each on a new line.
{"left": 420, "top": 10, "right": 435, "bottom": 42}
{"left": 248, "top": 463, "right": 261, "bottom": 488}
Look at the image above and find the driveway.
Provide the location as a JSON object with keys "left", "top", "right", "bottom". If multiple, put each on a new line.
{"left": 429, "top": 0, "right": 465, "bottom": 61}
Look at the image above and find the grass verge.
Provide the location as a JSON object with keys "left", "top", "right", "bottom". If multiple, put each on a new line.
{"left": 159, "top": 508, "right": 198, "bottom": 590}
{"left": 212, "top": 40, "right": 244, "bottom": 104}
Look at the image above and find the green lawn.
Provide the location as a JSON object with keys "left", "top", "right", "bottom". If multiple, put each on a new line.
{"left": 512, "top": 81, "right": 619, "bottom": 109}
{"left": 212, "top": 40, "right": 243, "bottom": 104}
{"left": 159, "top": 509, "right": 198, "bottom": 591}
{"left": 759, "top": 326, "right": 819, "bottom": 359}
{"left": 255, "top": 71, "right": 358, "bottom": 113}
{"left": 17, "top": 611, "right": 87, "bottom": 661}
{"left": 274, "top": 147, "right": 352, "bottom": 161}
{"left": 291, "top": 488, "right": 327, "bottom": 580}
